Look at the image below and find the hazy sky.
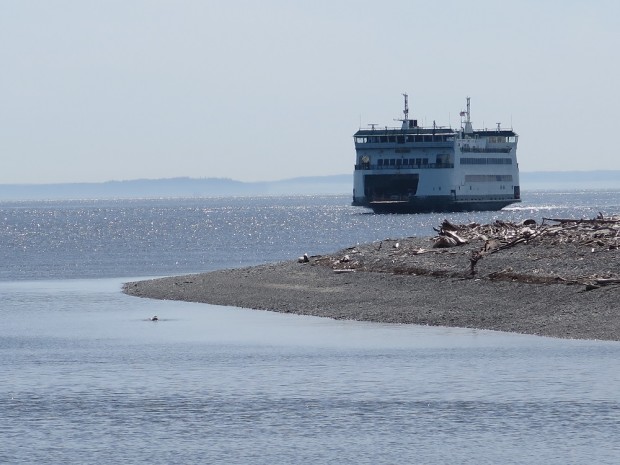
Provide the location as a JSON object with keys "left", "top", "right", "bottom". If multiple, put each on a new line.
{"left": 1, "top": 0, "right": 619, "bottom": 184}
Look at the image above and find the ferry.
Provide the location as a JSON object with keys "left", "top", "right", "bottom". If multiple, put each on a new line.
{"left": 352, "top": 95, "right": 520, "bottom": 213}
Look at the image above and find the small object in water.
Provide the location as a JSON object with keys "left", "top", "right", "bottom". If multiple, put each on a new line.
{"left": 150, "top": 315, "right": 158, "bottom": 321}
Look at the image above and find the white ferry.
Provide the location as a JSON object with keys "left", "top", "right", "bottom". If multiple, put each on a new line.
{"left": 352, "top": 95, "right": 520, "bottom": 213}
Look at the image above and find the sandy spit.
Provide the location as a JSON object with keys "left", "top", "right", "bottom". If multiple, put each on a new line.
{"left": 123, "top": 236, "right": 620, "bottom": 341}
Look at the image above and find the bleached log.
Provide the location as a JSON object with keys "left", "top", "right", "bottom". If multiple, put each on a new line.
{"left": 442, "top": 230, "right": 468, "bottom": 245}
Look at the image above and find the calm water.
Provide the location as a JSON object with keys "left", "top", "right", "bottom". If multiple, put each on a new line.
{"left": 1, "top": 191, "right": 619, "bottom": 464}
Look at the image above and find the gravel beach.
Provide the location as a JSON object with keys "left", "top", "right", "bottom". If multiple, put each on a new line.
{"left": 124, "top": 226, "right": 620, "bottom": 341}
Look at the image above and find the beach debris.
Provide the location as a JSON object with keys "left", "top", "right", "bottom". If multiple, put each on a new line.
{"left": 433, "top": 236, "right": 457, "bottom": 248}
{"left": 469, "top": 250, "right": 483, "bottom": 276}
{"left": 298, "top": 253, "right": 310, "bottom": 263}
{"left": 434, "top": 214, "right": 620, "bottom": 284}
{"left": 433, "top": 214, "right": 620, "bottom": 252}
{"left": 312, "top": 214, "right": 619, "bottom": 289}
{"left": 433, "top": 220, "right": 469, "bottom": 247}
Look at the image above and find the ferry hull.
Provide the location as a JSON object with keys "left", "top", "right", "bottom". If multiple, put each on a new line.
{"left": 359, "top": 196, "right": 520, "bottom": 214}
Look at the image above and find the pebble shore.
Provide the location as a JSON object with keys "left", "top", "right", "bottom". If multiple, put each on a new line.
{"left": 124, "top": 234, "right": 620, "bottom": 341}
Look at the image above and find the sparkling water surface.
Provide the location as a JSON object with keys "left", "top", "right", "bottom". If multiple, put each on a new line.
{"left": 1, "top": 191, "right": 619, "bottom": 464}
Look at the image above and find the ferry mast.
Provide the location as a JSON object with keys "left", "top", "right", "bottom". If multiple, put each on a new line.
{"left": 463, "top": 96, "right": 473, "bottom": 134}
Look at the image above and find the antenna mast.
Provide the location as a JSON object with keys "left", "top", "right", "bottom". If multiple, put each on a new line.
{"left": 403, "top": 93, "right": 409, "bottom": 120}
{"left": 463, "top": 96, "right": 473, "bottom": 134}
{"left": 466, "top": 96, "right": 471, "bottom": 124}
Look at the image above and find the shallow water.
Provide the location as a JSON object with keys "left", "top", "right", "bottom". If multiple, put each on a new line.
{"left": 2, "top": 278, "right": 619, "bottom": 464}
{"left": 1, "top": 192, "right": 619, "bottom": 463}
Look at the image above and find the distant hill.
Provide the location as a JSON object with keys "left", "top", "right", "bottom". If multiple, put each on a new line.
{"left": 0, "top": 175, "right": 353, "bottom": 200}
{"left": 0, "top": 171, "right": 616, "bottom": 201}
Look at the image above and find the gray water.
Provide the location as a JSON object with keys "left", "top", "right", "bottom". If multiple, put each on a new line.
{"left": 1, "top": 192, "right": 619, "bottom": 464}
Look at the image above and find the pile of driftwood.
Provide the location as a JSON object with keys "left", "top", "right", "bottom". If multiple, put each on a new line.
{"left": 434, "top": 213, "right": 620, "bottom": 287}
{"left": 434, "top": 214, "right": 620, "bottom": 251}
{"left": 308, "top": 214, "right": 618, "bottom": 290}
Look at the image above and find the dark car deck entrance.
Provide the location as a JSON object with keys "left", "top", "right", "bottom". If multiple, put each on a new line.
{"left": 364, "top": 174, "right": 419, "bottom": 201}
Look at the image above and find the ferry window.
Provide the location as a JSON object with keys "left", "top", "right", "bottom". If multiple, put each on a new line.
{"left": 402, "top": 159, "right": 409, "bottom": 165}
{"left": 460, "top": 157, "right": 512, "bottom": 165}
{"left": 389, "top": 159, "right": 396, "bottom": 166}
{"left": 396, "top": 159, "right": 402, "bottom": 166}
{"left": 389, "top": 136, "right": 396, "bottom": 143}
{"left": 397, "top": 136, "right": 405, "bottom": 144}
{"left": 465, "top": 175, "right": 513, "bottom": 182}
{"left": 380, "top": 136, "right": 388, "bottom": 143}
{"left": 356, "top": 137, "right": 367, "bottom": 143}
{"left": 422, "top": 158, "right": 428, "bottom": 165}
{"left": 378, "top": 159, "right": 384, "bottom": 166}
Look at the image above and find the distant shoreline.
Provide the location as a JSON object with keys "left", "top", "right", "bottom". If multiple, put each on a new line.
{"left": 2, "top": 171, "right": 620, "bottom": 201}
{"left": 124, "top": 228, "right": 620, "bottom": 341}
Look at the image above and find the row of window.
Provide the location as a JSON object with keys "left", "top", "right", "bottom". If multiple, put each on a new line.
{"left": 372, "top": 157, "right": 511, "bottom": 166}
{"left": 460, "top": 146, "right": 512, "bottom": 154}
{"left": 460, "top": 158, "right": 513, "bottom": 165}
{"left": 356, "top": 135, "right": 454, "bottom": 144}
{"left": 377, "top": 158, "right": 430, "bottom": 167}
{"left": 465, "top": 175, "right": 513, "bottom": 182}
{"left": 487, "top": 136, "right": 517, "bottom": 143}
